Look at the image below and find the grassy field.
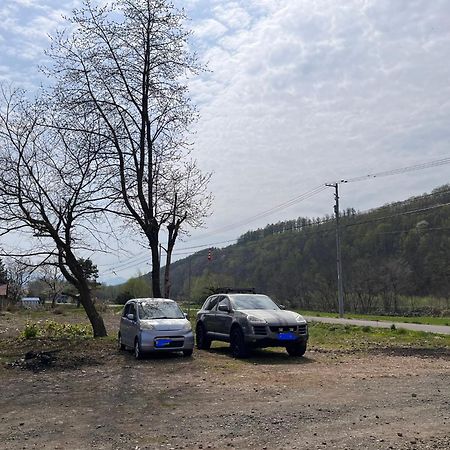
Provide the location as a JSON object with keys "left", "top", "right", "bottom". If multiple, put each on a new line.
{"left": 307, "top": 322, "right": 450, "bottom": 351}
{"left": 298, "top": 310, "right": 450, "bottom": 326}
{"left": 1, "top": 305, "right": 449, "bottom": 359}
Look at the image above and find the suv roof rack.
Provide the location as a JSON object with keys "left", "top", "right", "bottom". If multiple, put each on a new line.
{"left": 213, "top": 287, "right": 256, "bottom": 294}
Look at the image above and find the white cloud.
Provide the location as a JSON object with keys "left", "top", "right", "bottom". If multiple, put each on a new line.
{"left": 193, "top": 18, "right": 228, "bottom": 39}
{"left": 186, "top": 0, "right": 450, "bottom": 241}
{"left": 2, "top": 0, "right": 450, "bottom": 277}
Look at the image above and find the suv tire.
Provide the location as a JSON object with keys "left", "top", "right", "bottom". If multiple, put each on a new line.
{"left": 230, "top": 327, "right": 250, "bottom": 358}
{"left": 286, "top": 342, "right": 307, "bottom": 357}
{"left": 196, "top": 324, "right": 212, "bottom": 350}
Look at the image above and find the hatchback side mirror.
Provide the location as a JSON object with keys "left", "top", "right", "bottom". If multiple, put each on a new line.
{"left": 126, "top": 313, "right": 135, "bottom": 321}
{"left": 278, "top": 304, "right": 286, "bottom": 310}
{"left": 184, "top": 312, "right": 189, "bottom": 319}
{"left": 218, "top": 304, "right": 230, "bottom": 313}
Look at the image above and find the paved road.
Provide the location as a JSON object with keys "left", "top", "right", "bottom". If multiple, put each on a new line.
{"left": 304, "top": 316, "right": 450, "bottom": 335}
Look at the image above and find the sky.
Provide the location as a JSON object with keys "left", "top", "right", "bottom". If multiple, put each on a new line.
{"left": 1, "top": 0, "right": 450, "bottom": 284}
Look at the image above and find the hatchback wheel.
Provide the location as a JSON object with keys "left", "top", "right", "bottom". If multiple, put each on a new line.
{"left": 183, "top": 349, "right": 193, "bottom": 357}
{"left": 134, "top": 338, "right": 143, "bottom": 360}
{"left": 230, "top": 327, "right": 250, "bottom": 358}
{"left": 118, "top": 333, "right": 125, "bottom": 351}
{"left": 196, "top": 324, "right": 211, "bottom": 349}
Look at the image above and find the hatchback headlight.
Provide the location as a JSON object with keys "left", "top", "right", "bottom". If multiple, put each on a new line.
{"left": 181, "top": 321, "right": 192, "bottom": 332}
{"left": 140, "top": 322, "right": 155, "bottom": 330}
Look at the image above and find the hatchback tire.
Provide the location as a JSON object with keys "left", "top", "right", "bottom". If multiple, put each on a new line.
{"left": 183, "top": 349, "right": 193, "bottom": 357}
{"left": 134, "top": 338, "right": 143, "bottom": 360}
{"left": 118, "top": 333, "right": 126, "bottom": 351}
{"left": 286, "top": 342, "right": 307, "bottom": 357}
{"left": 230, "top": 327, "right": 250, "bottom": 358}
{"left": 196, "top": 324, "right": 211, "bottom": 350}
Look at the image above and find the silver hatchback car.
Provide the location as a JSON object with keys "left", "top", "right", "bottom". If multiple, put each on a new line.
{"left": 118, "top": 298, "right": 194, "bottom": 359}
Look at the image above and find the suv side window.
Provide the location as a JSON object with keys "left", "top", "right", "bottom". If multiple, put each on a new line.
{"left": 123, "top": 304, "right": 130, "bottom": 317}
{"left": 204, "top": 296, "right": 219, "bottom": 311}
{"left": 217, "top": 296, "right": 231, "bottom": 311}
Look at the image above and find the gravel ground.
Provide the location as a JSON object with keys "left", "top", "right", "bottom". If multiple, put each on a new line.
{"left": 0, "top": 309, "right": 449, "bottom": 450}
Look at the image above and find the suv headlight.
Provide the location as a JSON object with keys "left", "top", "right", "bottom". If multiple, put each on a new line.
{"left": 247, "top": 315, "right": 267, "bottom": 324}
{"left": 140, "top": 322, "right": 155, "bottom": 330}
{"left": 295, "top": 314, "right": 306, "bottom": 323}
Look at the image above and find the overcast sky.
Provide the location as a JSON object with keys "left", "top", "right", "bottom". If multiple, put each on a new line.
{"left": 1, "top": 0, "right": 449, "bottom": 283}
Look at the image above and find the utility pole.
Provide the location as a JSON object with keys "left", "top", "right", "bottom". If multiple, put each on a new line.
{"left": 325, "top": 182, "right": 345, "bottom": 318}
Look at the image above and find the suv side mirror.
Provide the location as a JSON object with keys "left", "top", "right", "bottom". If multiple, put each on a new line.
{"left": 184, "top": 312, "right": 189, "bottom": 319}
{"left": 126, "top": 313, "right": 135, "bottom": 321}
{"left": 278, "top": 304, "right": 286, "bottom": 310}
{"left": 218, "top": 304, "right": 230, "bottom": 313}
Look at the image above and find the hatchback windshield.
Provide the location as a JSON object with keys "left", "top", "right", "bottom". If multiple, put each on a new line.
{"left": 138, "top": 302, "right": 184, "bottom": 320}
{"left": 230, "top": 294, "right": 280, "bottom": 310}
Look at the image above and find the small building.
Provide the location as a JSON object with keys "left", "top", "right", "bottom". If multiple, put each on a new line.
{"left": 20, "top": 297, "right": 41, "bottom": 308}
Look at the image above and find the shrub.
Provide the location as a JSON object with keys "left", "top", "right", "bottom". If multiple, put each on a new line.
{"left": 21, "top": 320, "right": 92, "bottom": 339}
{"left": 22, "top": 322, "right": 39, "bottom": 339}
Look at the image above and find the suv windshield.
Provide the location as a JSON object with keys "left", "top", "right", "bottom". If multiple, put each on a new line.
{"left": 138, "top": 302, "right": 184, "bottom": 320}
{"left": 230, "top": 294, "right": 279, "bottom": 310}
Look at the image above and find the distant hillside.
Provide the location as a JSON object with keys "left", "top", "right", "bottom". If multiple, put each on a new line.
{"left": 168, "top": 184, "right": 450, "bottom": 315}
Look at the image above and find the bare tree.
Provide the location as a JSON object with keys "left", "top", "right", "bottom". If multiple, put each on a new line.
{"left": 37, "top": 263, "right": 65, "bottom": 308}
{"left": 4, "top": 258, "right": 33, "bottom": 304}
{"left": 0, "top": 88, "right": 113, "bottom": 336}
{"left": 162, "top": 160, "right": 212, "bottom": 298}
{"left": 46, "top": 0, "right": 210, "bottom": 297}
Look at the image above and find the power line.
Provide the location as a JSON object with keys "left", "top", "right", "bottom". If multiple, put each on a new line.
{"left": 100, "top": 158, "right": 450, "bottom": 277}
{"left": 342, "top": 157, "right": 450, "bottom": 184}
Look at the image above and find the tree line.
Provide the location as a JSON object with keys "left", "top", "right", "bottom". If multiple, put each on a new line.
{"left": 0, "top": 0, "right": 211, "bottom": 336}
{"left": 167, "top": 185, "right": 450, "bottom": 315}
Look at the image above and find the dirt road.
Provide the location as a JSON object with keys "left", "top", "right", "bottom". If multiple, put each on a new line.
{"left": 1, "top": 309, "right": 449, "bottom": 449}
{"left": 304, "top": 316, "right": 450, "bottom": 335}
{"left": 1, "top": 339, "right": 449, "bottom": 450}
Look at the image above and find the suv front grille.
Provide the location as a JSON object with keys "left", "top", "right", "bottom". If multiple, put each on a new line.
{"left": 253, "top": 325, "right": 267, "bottom": 335}
{"left": 269, "top": 325, "right": 307, "bottom": 334}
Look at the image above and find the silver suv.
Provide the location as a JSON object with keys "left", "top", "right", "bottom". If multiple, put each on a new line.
{"left": 118, "top": 298, "right": 194, "bottom": 359}
{"left": 196, "top": 291, "right": 308, "bottom": 358}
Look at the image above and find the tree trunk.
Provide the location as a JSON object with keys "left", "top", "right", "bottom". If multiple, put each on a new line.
{"left": 78, "top": 283, "right": 107, "bottom": 337}
{"left": 150, "top": 243, "right": 161, "bottom": 298}
{"left": 164, "top": 249, "right": 173, "bottom": 298}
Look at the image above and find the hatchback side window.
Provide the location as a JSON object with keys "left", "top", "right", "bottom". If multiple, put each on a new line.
{"left": 123, "top": 304, "right": 130, "bottom": 317}
{"left": 129, "top": 303, "right": 136, "bottom": 319}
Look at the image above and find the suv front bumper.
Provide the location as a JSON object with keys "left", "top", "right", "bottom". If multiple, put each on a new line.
{"left": 244, "top": 323, "right": 308, "bottom": 348}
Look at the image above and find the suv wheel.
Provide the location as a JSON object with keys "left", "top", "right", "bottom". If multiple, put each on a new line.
{"left": 183, "top": 349, "right": 193, "bottom": 357}
{"left": 286, "top": 342, "right": 307, "bottom": 357}
{"left": 230, "top": 327, "right": 250, "bottom": 358}
{"left": 196, "top": 324, "right": 211, "bottom": 350}
{"left": 134, "top": 338, "right": 143, "bottom": 360}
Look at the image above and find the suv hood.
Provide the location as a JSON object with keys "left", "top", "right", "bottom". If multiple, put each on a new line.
{"left": 140, "top": 318, "right": 190, "bottom": 331}
{"left": 241, "top": 309, "right": 305, "bottom": 325}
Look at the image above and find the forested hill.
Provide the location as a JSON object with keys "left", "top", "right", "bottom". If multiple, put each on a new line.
{"left": 168, "top": 184, "right": 450, "bottom": 314}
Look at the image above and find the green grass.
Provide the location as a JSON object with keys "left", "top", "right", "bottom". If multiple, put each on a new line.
{"left": 308, "top": 322, "right": 450, "bottom": 350}
{"left": 298, "top": 310, "right": 450, "bottom": 326}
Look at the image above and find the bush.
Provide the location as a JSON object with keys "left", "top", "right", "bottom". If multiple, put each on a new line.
{"left": 22, "top": 322, "right": 39, "bottom": 339}
{"left": 21, "top": 320, "right": 92, "bottom": 339}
